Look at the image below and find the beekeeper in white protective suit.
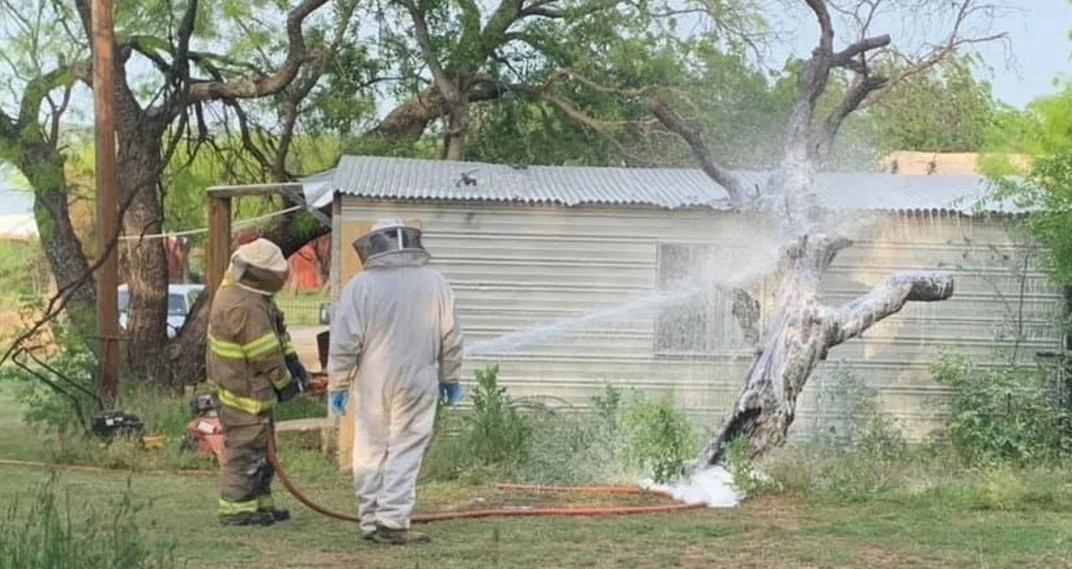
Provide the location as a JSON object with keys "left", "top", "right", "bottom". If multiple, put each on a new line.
{"left": 326, "top": 218, "right": 464, "bottom": 546}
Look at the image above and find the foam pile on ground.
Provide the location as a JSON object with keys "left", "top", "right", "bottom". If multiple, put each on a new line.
{"left": 642, "top": 466, "right": 744, "bottom": 508}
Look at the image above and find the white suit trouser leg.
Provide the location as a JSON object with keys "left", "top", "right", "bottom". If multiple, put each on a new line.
{"left": 352, "top": 379, "right": 437, "bottom": 533}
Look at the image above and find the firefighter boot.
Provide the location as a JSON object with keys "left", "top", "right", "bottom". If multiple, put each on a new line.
{"left": 257, "top": 495, "right": 290, "bottom": 522}
{"left": 218, "top": 511, "right": 276, "bottom": 527}
{"left": 369, "top": 525, "right": 431, "bottom": 545}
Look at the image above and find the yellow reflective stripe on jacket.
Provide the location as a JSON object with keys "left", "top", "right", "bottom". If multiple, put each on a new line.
{"left": 216, "top": 387, "right": 275, "bottom": 415}
{"left": 208, "top": 332, "right": 281, "bottom": 360}
{"left": 283, "top": 341, "right": 297, "bottom": 356}
{"left": 244, "top": 332, "right": 281, "bottom": 359}
{"left": 208, "top": 334, "right": 245, "bottom": 359}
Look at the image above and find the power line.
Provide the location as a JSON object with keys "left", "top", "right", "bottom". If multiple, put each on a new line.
{"left": 117, "top": 205, "right": 304, "bottom": 241}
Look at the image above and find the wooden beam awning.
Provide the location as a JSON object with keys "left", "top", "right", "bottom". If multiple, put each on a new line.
{"left": 204, "top": 182, "right": 332, "bottom": 298}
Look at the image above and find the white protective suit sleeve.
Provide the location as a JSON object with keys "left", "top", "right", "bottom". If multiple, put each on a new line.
{"left": 327, "top": 279, "right": 364, "bottom": 392}
{"left": 437, "top": 281, "right": 464, "bottom": 384}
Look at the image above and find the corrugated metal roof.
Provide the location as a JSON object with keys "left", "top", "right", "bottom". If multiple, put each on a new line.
{"left": 322, "top": 155, "right": 1025, "bottom": 215}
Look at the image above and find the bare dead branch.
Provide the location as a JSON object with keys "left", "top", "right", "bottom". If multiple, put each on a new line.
{"left": 804, "top": 0, "right": 835, "bottom": 54}
{"left": 646, "top": 98, "right": 749, "bottom": 204}
{"left": 829, "top": 272, "right": 954, "bottom": 344}
{"left": 831, "top": 34, "right": 890, "bottom": 66}
{"left": 852, "top": 0, "right": 1009, "bottom": 110}
{"left": 814, "top": 72, "right": 887, "bottom": 159}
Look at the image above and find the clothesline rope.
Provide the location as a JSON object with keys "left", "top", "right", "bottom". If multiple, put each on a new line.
{"left": 117, "top": 205, "right": 304, "bottom": 241}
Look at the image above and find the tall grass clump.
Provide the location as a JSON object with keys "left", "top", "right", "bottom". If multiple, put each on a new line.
{"left": 620, "top": 391, "right": 698, "bottom": 484}
{"left": 421, "top": 365, "right": 533, "bottom": 483}
{"left": 754, "top": 353, "right": 1072, "bottom": 510}
{"left": 421, "top": 368, "right": 703, "bottom": 486}
{"left": 757, "top": 366, "right": 909, "bottom": 501}
{"left": 0, "top": 474, "right": 181, "bottom": 569}
{"left": 518, "top": 384, "right": 627, "bottom": 485}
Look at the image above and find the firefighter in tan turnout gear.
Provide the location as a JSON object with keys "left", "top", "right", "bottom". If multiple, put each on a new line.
{"left": 328, "top": 219, "right": 464, "bottom": 545}
{"left": 207, "top": 238, "right": 310, "bottom": 527}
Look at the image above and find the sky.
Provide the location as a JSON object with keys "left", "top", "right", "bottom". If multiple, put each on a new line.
{"left": 987, "top": 0, "right": 1072, "bottom": 106}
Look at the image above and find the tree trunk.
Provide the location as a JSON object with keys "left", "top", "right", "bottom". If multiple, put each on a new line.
{"left": 18, "top": 145, "right": 97, "bottom": 339}
{"left": 442, "top": 96, "right": 471, "bottom": 161}
{"left": 367, "top": 88, "right": 444, "bottom": 141}
{"left": 116, "top": 118, "right": 171, "bottom": 387}
{"left": 697, "top": 233, "right": 954, "bottom": 466}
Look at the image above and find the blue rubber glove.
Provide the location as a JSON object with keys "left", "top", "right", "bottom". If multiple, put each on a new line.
{"left": 439, "top": 383, "right": 463, "bottom": 406}
{"left": 328, "top": 390, "right": 349, "bottom": 417}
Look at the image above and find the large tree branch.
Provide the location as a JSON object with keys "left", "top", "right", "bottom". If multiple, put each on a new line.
{"left": 813, "top": 72, "right": 887, "bottom": 159}
{"left": 186, "top": 0, "right": 329, "bottom": 102}
{"left": 537, "top": 92, "right": 653, "bottom": 166}
{"left": 398, "top": 0, "right": 460, "bottom": 102}
{"left": 645, "top": 98, "right": 748, "bottom": 205}
{"left": 520, "top": 0, "right": 619, "bottom": 19}
{"left": 831, "top": 34, "right": 891, "bottom": 67}
{"left": 829, "top": 272, "right": 954, "bottom": 344}
{"left": 804, "top": 0, "right": 835, "bottom": 54}
{"left": 16, "top": 66, "right": 78, "bottom": 133}
{"left": 174, "top": 0, "right": 199, "bottom": 80}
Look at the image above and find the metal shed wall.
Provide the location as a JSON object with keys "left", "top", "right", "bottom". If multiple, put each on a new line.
{"left": 333, "top": 198, "right": 1065, "bottom": 440}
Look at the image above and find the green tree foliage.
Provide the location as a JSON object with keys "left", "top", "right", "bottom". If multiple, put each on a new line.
{"left": 989, "top": 84, "right": 1072, "bottom": 283}
{"left": 868, "top": 57, "right": 1008, "bottom": 154}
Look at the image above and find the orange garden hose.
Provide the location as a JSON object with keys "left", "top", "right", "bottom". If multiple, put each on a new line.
{"left": 266, "top": 435, "right": 706, "bottom": 524}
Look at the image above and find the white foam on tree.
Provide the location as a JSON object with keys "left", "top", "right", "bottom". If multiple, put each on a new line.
{"left": 641, "top": 466, "right": 744, "bottom": 508}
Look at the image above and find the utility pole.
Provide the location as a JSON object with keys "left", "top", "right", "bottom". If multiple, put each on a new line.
{"left": 92, "top": 0, "right": 120, "bottom": 409}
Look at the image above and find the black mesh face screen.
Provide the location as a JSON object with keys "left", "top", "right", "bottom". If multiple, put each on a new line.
{"left": 352, "top": 226, "right": 424, "bottom": 263}
{"left": 398, "top": 227, "right": 422, "bottom": 249}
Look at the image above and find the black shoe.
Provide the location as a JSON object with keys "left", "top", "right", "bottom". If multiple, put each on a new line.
{"left": 219, "top": 511, "right": 276, "bottom": 527}
{"left": 369, "top": 525, "right": 430, "bottom": 545}
{"left": 260, "top": 507, "right": 290, "bottom": 522}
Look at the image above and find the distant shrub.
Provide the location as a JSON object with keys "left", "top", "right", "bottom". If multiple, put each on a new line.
{"left": 1, "top": 323, "right": 99, "bottom": 435}
{"left": 930, "top": 350, "right": 1071, "bottom": 465}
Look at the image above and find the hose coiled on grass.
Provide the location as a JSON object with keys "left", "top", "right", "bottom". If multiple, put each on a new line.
{"left": 265, "top": 434, "right": 706, "bottom": 523}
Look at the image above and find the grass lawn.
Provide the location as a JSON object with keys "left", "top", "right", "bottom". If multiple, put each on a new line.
{"left": 0, "top": 387, "right": 1070, "bottom": 568}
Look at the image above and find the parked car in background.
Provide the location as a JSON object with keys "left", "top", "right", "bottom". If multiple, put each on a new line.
{"left": 118, "top": 283, "right": 206, "bottom": 339}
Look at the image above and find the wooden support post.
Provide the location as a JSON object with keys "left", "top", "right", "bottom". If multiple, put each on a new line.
{"left": 92, "top": 0, "right": 120, "bottom": 409}
{"left": 206, "top": 196, "right": 232, "bottom": 298}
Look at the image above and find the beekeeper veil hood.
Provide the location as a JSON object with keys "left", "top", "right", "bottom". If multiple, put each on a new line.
{"left": 228, "top": 238, "right": 289, "bottom": 295}
{"left": 353, "top": 218, "right": 425, "bottom": 264}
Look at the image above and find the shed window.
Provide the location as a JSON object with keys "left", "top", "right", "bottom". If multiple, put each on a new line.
{"left": 654, "top": 243, "right": 744, "bottom": 355}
